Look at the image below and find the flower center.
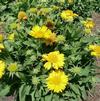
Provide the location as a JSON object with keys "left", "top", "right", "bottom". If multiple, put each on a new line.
{"left": 48, "top": 55, "right": 58, "bottom": 63}
{"left": 36, "top": 31, "right": 43, "bottom": 37}
{"left": 50, "top": 76, "right": 61, "bottom": 85}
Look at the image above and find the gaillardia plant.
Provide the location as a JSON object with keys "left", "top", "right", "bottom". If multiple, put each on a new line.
{"left": 0, "top": 0, "right": 100, "bottom": 101}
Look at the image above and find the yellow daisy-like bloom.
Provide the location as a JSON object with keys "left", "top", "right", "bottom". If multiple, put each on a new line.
{"left": 8, "top": 63, "right": 18, "bottom": 72}
{"left": 42, "top": 51, "right": 65, "bottom": 70}
{"left": 89, "top": 45, "right": 100, "bottom": 57}
{"left": 29, "top": 25, "right": 47, "bottom": 38}
{"left": 18, "top": 11, "right": 27, "bottom": 20}
{"left": 8, "top": 33, "right": 15, "bottom": 41}
{"left": 0, "top": 34, "right": 3, "bottom": 42}
{"left": 46, "top": 70, "right": 69, "bottom": 93}
{"left": 61, "top": 10, "right": 78, "bottom": 21}
{"left": 0, "top": 43, "right": 4, "bottom": 52}
{"left": 0, "top": 60, "right": 5, "bottom": 78}
{"left": 82, "top": 19, "right": 95, "bottom": 29}
{"left": 89, "top": 45, "right": 95, "bottom": 50}
{"left": 29, "top": 25, "right": 57, "bottom": 45}
{"left": 29, "top": 25, "right": 53, "bottom": 39}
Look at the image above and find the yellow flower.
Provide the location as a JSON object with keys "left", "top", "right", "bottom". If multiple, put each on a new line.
{"left": 89, "top": 45, "right": 95, "bottom": 50}
{"left": 0, "top": 60, "right": 5, "bottom": 78}
{"left": 8, "top": 33, "right": 14, "bottom": 41}
{"left": 29, "top": 25, "right": 47, "bottom": 38}
{"left": 89, "top": 45, "right": 100, "bottom": 57}
{"left": 29, "top": 25, "right": 57, "bottom": 45}
{"left": 61, "top": 10, "right": 78, "bottom": 21}
{"left": 8, "top": 63, "right": 18, "bottom": 72}
{"left": 29, "top": 25, "right": 53, "bottom": 39}
{"left": 42, "top": 51, "right": 65, "bottom": 70}
{"left": 0, "top": 34, "right": 3, "bottom": 42}
{"left": 0, "top": 43, "right": 4, "bottom": 52}
{"left": 82, "top": 19, "right": 95, "bottom": 29}
{"left": 46, "top": 71, "right": 69, "bottom": 93}
{"left": 18, "top": 11, "right": 27, "bottom": 20}
{"left": 43, "top": 28, "right": 53, "bottom": 39}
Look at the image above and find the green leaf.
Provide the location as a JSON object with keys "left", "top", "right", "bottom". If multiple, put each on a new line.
{"left": 80, "top": 86, "right": 87, "bottom": 100}
{"left": 31, "top": 91, "right": 35, "bottom": 101}
{"left": 70, "top": 84, "right": 80, "bottom": 95}
{"left": 52, "top": 94, "right": 59, "bottom": 101}
{"left": 0, "top": 85, "right": 10, "bottom": 97}
{"left": 4, "top": 41, "right": 13, "bottom": 52}
{"left": 79, "top": 68, "right": 90, "bottom": 76}
{"left": 59, "top": 98, "right": 65, "bottom": 101}
{"left": 45, "top": 94, "right": 53, "bottom": 101}
{"left": 19, "top": 84, "right": 31, "bottom": 101}
{"left": 16, "top": 72, "right": 26, "bottom": 81}
{"left": 63, "top": 91, "right": 72, "bottom": 97}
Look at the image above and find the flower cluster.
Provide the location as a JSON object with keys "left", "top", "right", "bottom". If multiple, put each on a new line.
{"left": 29, "top": 25, "right": 57, "bottom": 45}
{"left": 0, "top": 0, "right": 99, "bottom": 101}
{"left": 42, "top": 51, "right": 68, "bottom": 93}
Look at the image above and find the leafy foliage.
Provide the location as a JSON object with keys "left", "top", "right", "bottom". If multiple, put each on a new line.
{"left": 0, "top": 0, "right": 100, "bottom": 101}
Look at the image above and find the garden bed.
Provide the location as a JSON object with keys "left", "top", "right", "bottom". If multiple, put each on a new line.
{"left": 0, "top": 1, "right": 100, "bottom": 101}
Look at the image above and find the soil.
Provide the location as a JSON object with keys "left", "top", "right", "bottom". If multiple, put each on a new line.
{"left": 86, "top": 12, "right": 100, "bottom": 101}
